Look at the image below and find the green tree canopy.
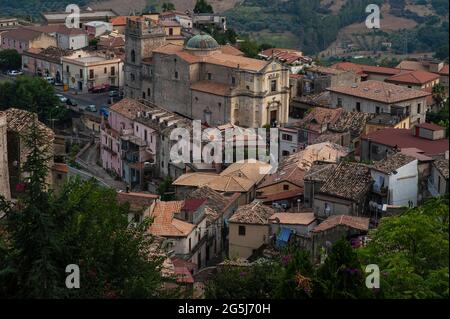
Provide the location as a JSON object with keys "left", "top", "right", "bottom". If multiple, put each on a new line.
{"left": 0, "top": 75, "right": 67, "bottom": 124}
{"left": 194, "top": 0, "right": 214, "bottom": 14}
{"left": 0, "top": 49, "right": 21, "bottom": 72}
{"left": 358, "top": 196, "right": 449, "bottom": 299}
{"left": 0, "top": 120, "right": 174, "bottom": 298}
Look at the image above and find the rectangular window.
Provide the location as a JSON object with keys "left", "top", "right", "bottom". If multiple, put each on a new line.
{"left": 271, "top": 80, "right": 277, "bottom": 92}
{"left": 174, "top": 71, "right": 178, "bottom": 79}
{"left": 376, "top": 106, "right": 380, "bottom": 114}
{"left": 337, "top": 98, "right": 342, "bottom": 107}
{"left": 417, "top": 103, "right": 421, "bottom": 114}
{"left": 80, "top": 69, "right": 83, "bottom": 78}
{"left": 104, "top": 67, "right": 107, "bottom": 74}
{"left": 238, "top": 225, "right": 246, "bottom": 236}
{"left": 144, "top": 130, "right": 147, "bottom": 141}
{"left": 207, "top": 73, "right": 212, "bottom": 80}
{"left": 89, "top": 69, "right": 94, "bottom": 79}
{"left": 282, "top": 134, "right": 293, "bottom": 141}
{"left": 231, "top": 76, "right": 236, "bottom": 85}
{"left": 111, "top": 66, "right": 115, "bottom": 76}
{"left": 356, "top": 102, "right": 361, "bottom": 112}
{"left": 283, "top": 184, "right": 289, "bottom": 191}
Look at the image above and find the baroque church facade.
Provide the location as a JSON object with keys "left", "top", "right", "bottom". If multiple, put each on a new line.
{"left": 124, "top": 16, "right": 290, "bottom": 128}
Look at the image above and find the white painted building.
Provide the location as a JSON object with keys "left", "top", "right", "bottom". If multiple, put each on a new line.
{"left": 327, "top": 80, "right": 431, "bottom": 126}
{"left": 55, "top": 28, "right": 88, "bottom": 50}
{"left": 371, "top": 152, "right": 418, "bottom": 207}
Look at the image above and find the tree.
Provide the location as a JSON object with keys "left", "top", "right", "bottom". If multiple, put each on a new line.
{"left": 239, "top": 37, "right": 261, "bottom": 58}
{"left": 157, "top": 177, "right": 174, "bottom": 201}
{"left": 0, "top": 119, "right": 173, "bottom": 298}
{"left": 193, "top": 0, "right": 213, "bottom": 14}
{"left": 314, "top": 239, "right": 372, "bottom": 299}
{"left": 0, "top": 49, "right": 21, "bottom": 72}
{"left": 162, "top": 2, "right": 175, "bottom": 12}
{"left": 358, "top": 196, "right": 449, "bottom": 299}
{"left": 205, "top": 260, "right": 281, "bottom": 299}
{"left": 0, "top": 75, "right": 67, "bottom": 125}
{"left": 432, "top": 83, "right": 446, "bottom": 108}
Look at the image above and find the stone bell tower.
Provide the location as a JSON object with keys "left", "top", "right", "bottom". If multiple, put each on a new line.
{"left": 124, "top": 17, "right": 166, "bottom": 99}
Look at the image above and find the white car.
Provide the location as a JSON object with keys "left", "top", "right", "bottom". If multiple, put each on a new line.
{"left": 7, "top": 70, "right": 23, "bottom": 76}
{"left": 55, "top": 94, "right": 68, "bottom": 103}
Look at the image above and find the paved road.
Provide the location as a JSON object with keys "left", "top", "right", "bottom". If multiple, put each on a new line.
{"left": 54, "top": 87, "right": 111, "bottom": 117}
{"left": 76, "top": 141, "right": 127, "bottom": 191}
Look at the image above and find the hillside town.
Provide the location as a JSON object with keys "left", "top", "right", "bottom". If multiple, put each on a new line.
{"left": 0, "top": 1, "right": 449, "bottom": 300}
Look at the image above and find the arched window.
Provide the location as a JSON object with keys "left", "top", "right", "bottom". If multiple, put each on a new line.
{"left": 130, "top": 50, "right": 136, "bottom": 63}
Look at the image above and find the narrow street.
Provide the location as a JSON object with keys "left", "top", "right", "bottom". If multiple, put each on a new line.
{"left": 76, "top": 140, "right": 127, "bottom": 191}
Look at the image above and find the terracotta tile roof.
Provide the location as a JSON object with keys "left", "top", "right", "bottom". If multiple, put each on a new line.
{"left": 332, "top": 62, "right": 402, "bottom": 76}
{"left": 182, "top": 198, "right": 206, "bottom": 211}
{"left": 313, "top": 215, "right": 370, "bottom": 232}
{"left": 110, "top": 98, "right": 149, "bottom": 120}
{"left": 439, "top": 65, "right": 449, "bottom": 76}
{"left": 292, "top": 107, "right": 344, "bottom": 133}
{"left": 153, "top": 43, "right": 270, "bottom": 71}
{"left": 186, "top": 186, "right": 234, "bottom": 214}
{"left": 372, "top": 152, "right": 415, "bottom": 174}
{"left": 159, "top": 20, "right": 181, "bottom": 27}
{"left": 23, "top": 46, "right": 74, "bottom": 64}
{"left": 258, "top": 164, "right": 305, "bottom": 189}
{"left": 259, "top": 48, "right": 307, "bottom": 64}
{"left": 203, "top": 52, "right": 269, "bottom": 71}
{"left": 6, "top": 108, "right": 54, "bottom": 143}
{"left": 228, "top": 202, "right": 275, "bottom": 225}
{"left": 149, "top": 201, "right": 195, "bottom": 237}
{"left": 416, "top": 122, "right": 445, "bottom": 131}
{"left": 304, "top": 163, "right": 337, "bottom": 182}
{"left": 98, "top": 36, "right": 125, "bottom": 49}
{"left": 2, "top": 27, "right": 45, "bottom": 42}
{"left": 191, "top": 81, "right": 232, "bottom": 96}
{"left": 319, "top": 162, "right": 372, "bottom": 201}
{"left": 332, "top": 61, "right": 366, "bottom": 75}
{"left": 386, "top": 70, "right": 439, "bottom": 85}
{"left": 116, "top": 191, "right": 159, "bottom": 212}
{"left": 174, "top": 161, "right": 270, "bottom": 192}
{"left": 329, "top": 111, "right": 375, "bottom": 138}
{"left": 269, "top": 212, "right": 316, "bottom": 225}
{"left": 362, "top": 128, "right": 449, "bottom": 157}
{"left": 396, "top": 60, "right": 428, "bottom": 72}
{"left": 221, "top": 160, "right": 270, "bottom": 185}
{"left": 327, "top": 80, "right": 431, "bottom": 104}
{"left": 433, "top": 159, "right": 449, "bottom": 180}
{"left": 258, "top": 189, "right": 303, "bottom": 203}
{"left": 400, "top": 148, "right": 433, "bottom": 162}
{"left": 220, "top": 44, "right": 244, "bottom": 56}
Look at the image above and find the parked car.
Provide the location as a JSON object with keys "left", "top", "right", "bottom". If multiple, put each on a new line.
{"left": 66, "top": 98, "right": 78, "bottom": 106}
{"left": 89, "top": 84, "right": 110, "bottom": 93}
{"left": 43, "top": 76, "right": 55, "bottom": 84}
{"left": 55, "top": 94, "right": 67, "bottom": 103}
{"left": 100, "top": 106, "right": 109, "bottom": 118}
{"left": 7, "top": 70, "right": 23, "bottom": 76}
{"left": 85, "top": 105, "right": 97, "bottom": 112}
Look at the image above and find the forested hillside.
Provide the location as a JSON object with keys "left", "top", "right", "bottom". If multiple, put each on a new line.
{"left": 0, "top": 0, "right": 91, "bottom": 18}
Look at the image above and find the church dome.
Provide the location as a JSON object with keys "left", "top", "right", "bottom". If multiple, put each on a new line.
{"left": 186, "top": 33, "right": 219, "bottom": 50}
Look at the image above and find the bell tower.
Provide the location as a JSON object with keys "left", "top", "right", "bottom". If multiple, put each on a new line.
{"left": 124, "top": 17, "right": 166, "bottom": 99}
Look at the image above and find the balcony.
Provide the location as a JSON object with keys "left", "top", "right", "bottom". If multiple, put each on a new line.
{"left": 121, "top": 150, "right": 139, "bottom": 163}
{"left": 102, "top": 144, "right": 117, "bottom": 156}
